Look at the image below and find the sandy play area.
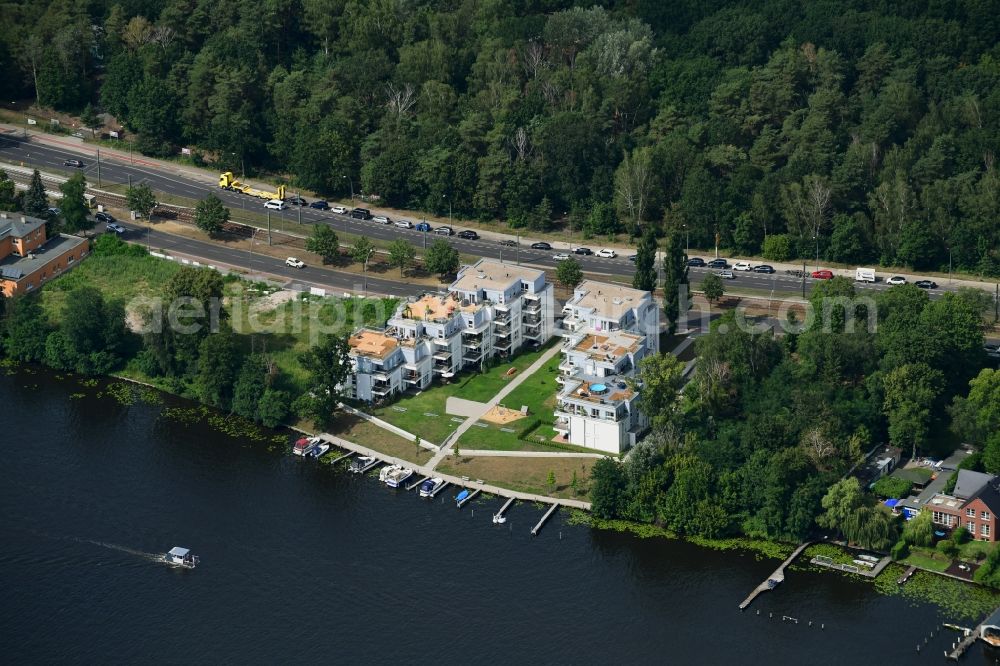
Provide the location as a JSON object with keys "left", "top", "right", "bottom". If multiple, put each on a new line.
{"left": 481, "top": 405, "right": 527, "bottom": 425}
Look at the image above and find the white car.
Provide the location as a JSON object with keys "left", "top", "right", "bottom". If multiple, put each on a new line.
{"left": 264, "top": 199, "right": 285, "bottom": 210}
{"left": 394, "top": 219, "right": 413, "bottom": 229}
{"left": 553, "top": 253, "right": 570, "bottom": 261}
{"left": 373, "top": 215, "right": 390, "bottom": 224}
{"left": 733, "top": 261, "right": 753, "bottom": 271}
{"left": 718, "top": 270, "right": 735, "bottom": 279}
{"left": 285, "top": 257, "right": 305, "bottom": 269}
{"left": 105, "top": 223, "right": 126, "bottom": 234}
{"left": 596, "top": 248, "right": 616, "bottom": 258}
{"left": 886, "top": 275, "right": 907, "bottom": 286}
{"left": 331, "top": 205, "right": 348, "bottom": 215}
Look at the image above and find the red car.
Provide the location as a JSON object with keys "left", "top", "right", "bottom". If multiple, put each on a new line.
{"left": 811, "top": 269, "right": 834, "bottom": 280}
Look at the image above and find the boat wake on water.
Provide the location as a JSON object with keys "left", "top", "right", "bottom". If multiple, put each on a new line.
{"left": 74, "top": 538, "right": 165, "bottom": 563}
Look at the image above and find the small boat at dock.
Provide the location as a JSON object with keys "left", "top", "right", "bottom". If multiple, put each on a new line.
{"left": 293, "top": 437, "right": 321, "bottom": 456}
{"left": 163, "top": 546, "right": 199, "bottom": 569}
{"left": 379, "top": 464, "right": 413, "bottom": 488}
{"left": 349, "top": 455, "right": 378, "bottom": 474}
{"left": 307, "top": 442, "right": 330, "bottom": 458}
{"left": 419, "top": 477, "right": 445, "bottom": 497}
{"left": 456, "top": 489, "right": 470, "bottom": 505}
{"left": 492, "top": 514, "right": 506, "bottom": 524}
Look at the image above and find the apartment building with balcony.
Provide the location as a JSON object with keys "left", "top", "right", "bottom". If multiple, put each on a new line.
{"left": 344, "top": 329, "right": 406, "bottom": 403}
{"left": 553, "top": 281, "right": 659, "bottom": 453}
{"left": 449, "top": 259, "right": 555, "bottom": 359}
{"left": 384, "top": 293, "right": 467, "bottom": 391}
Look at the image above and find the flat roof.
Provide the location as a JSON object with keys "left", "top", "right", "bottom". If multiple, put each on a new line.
{"left": 401, "top": 293, "right": 462, "bottom": 322}
{"left": 450, "top": 259, "right": 544, "bottom": 294}
{"left": 348, "top": 329, "right": 399, "bottom": 359}
{"left": 561, "top": 376, "right": 634, "bottom": 405}
{"left": 569, "top": 280, "right": 649, "bottom": 321}
{"left": 573, "top": 330, "right": 644, "bottom": 361}
{"left": 0, "top": 234, "right": 88, "bottom": 281}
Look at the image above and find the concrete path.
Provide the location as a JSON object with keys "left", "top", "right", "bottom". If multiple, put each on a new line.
{"left": 450, "top": 449, "right": 605, "bottom": 459}
{"left": 445, "top": 396, "right": 490, "bottom": 418}
{"left": 317, "top": 432, "right": 591, "bottom": 510}
{"left": 428, "top": 343, "right": 564, "bottom": 469}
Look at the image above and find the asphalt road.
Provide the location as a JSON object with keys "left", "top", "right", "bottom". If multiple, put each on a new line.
{"left": 0, "top": 132, "right": 970, "bottom": 300}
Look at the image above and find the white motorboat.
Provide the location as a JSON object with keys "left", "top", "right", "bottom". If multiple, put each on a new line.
{"left": 492, "top": 514, "right": 507, "bottom": 524}
{"left": 419, "top": 477, "right": 445, "bottom": 497}
{"left": 164, "top": 546, "right": 199, "bottom": 569}
{"left": 293, "top": 436, "right": 321, "bottom": 456}
{"left": 308, "top": 443, "right": 330, "bottom": 458}
{"left": 349, "top": 455, "right": 378, "bottom": 474}
{"left": 379, "top": 464, "right": 413, "bottom": 487}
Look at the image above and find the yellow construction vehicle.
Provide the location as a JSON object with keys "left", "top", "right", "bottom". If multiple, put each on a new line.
{"left": 218, "top": 172, "right": 286, "bottom": 200}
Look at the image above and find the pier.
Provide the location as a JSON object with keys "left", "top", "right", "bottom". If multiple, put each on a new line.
{"left": 427, "top": 481, "right": 450, "bottom": 498}
{"left": 457, "top": 489, "right": 480, "bottom": 508}
{"left": 531, "top": 503, "right": 559, "bottom": 536}
{"left": 350, "top": 457, "right": 381, "bottom": 474}
{"left": 896, "top": 565, "right": 917, "bottom": 586}
{"left": 946, "top": 603, "right": 1000, "bottom": 661}
{"left": 739, "top": 541, "right": 811, "bottom": 610}
{"left": 947, "top": 625, "right": 978, "bottom": 660}
{"left": 328, "top": 450, "right": 355, "bottom": 466}
{"left": 494, "top": 497, "right": 516, "bottom": 522}
{"left": 406, "top": 476, "right": 429, "bottom": 492}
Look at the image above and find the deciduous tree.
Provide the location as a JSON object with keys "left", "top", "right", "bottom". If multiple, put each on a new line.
{"left": 194, "top": 194, "right": 229, "bottom": 236}
{"left": 387, "top": 239, "right": 415, "bottom": 276}
{"left": 305, "top": 224, "right": 340, "bottom": 263}
{"left": 424, "top": 239, "right": 459, "bottom": 278}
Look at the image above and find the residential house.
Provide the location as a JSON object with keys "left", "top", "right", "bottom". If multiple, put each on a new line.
{"left": 926, "top": 469, "right": 1000, "bottom": 542}
{"left": 0, "top": 212, "right": 90, "bottom": 297}
{"left": 344, "top": 329, "right": 405, "bottom": 403}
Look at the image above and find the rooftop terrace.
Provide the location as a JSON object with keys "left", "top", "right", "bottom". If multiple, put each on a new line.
{"left": 572, "top": 330, "right": 644, "bottom": 362}
{"left": 450, "top": 259, "right": 545, "bottom": 294}
{"left": 348, "top": 329, "right": 399, "bottom": 359}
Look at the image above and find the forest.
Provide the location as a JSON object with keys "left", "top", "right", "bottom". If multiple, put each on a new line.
{"left": 1, "top": 0, "right": 998, "bottom": 274}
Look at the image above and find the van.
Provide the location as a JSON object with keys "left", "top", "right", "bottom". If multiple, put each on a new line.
{"left": 264, "top": 199, "right": 285, "bottom": 210}
{"left": 855, "top": 267, "right": 876, "bottom": 283}
{"left": 350, "top": 208, "right": 371, "bottom": 220}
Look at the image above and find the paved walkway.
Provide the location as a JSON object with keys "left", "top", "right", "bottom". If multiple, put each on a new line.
{"left": 317, "top": 432, "right": 591, "bottom": 510}
{"left": 445, "top": 396, "right": 490, "bottom": 419}
{"left": 427, "top": 343, "right": 564, "bottom": 469}
{"left": 448, "top": 449, "right": 605, "bottom": 459}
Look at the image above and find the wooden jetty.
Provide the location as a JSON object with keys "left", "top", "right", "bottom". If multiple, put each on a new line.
{"left": 897, "top": 565, "right": 917, "bottom": 586}
{"left": 406, "top": 475, "right": 429, "bottom": 492}
{"left": 739, "top": 541, "right": 811, "bottom": 610}
{"left": 457, "top": 489, "right": 480, "bottom": 508}
{"left": 531, "top": 503, "right": 559, "bottom": 536}
{"left": 350, "top": 457, "right": 381, "bottom": 474}
{"left": 494, "top": 497, "right": 516, "bottom": 522}
{"left": 328, "top": 450, "right": 355, "bottom": 466}
{"left": 947, "top": 625, "right": 978, "bottom": 660}
{"left": 947, "top": 604, "right": 1000, "bottom": 661}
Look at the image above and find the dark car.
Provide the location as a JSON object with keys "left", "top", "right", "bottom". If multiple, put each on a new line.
{"left": 707, "top": 258, "right": 729, "bottom": 269}
{"left": 309, "top": 200, "right": 330, "bottom": 210}
{"left": 63, "top": 159, "right": 84, "bottom": 168}
{"left": 435, "top": 226, "right": 454, "bottom": 236}
{"left": 457, "top": 230, "right": 479, "bottom": 240}
{"left": 530, "top": 242, "right": 552, "bottom": 250}
{"left": 753, "top": 264, "right": 775, "bottom": 274}
{"left": 915, "top": 280, "right": 938, "bottom": 289}
{"left": 95, "top": 211, "right": 116, "bottom": 224}
{"left": 499, "top": 239, "right": 517, "bottom": 247}
{"left": 574, "top": 247, "right": 593, "bottom": 255}
{"left": 350, "top": 208, "right": 372, "bottom": 220}
{"left": 415, "top": 222, "right": 432, "bottom": 232}
{"left": 627, "top": 254, "right": 638, "bottom": 262}
{"left": 687, "top": 257, "right": 706, "bottom": 267}
{"left": 285, "top": 195, "right": 307, "bottom": 206}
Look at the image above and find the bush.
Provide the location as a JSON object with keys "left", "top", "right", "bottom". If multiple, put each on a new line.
{"left": 953, "top": 526, "right": 971, "bottom": 545}
{"left": 872, "top": 476, "right": 913, "bottom": 499}
{"left": 937, "top": 539, "right": 959, "bottom": 558}
{"left": 762, "top": 234, "right": 792, "bottom": 262}
{"left": 517, "top": 418, "right": 542, "bottom": 441}
{"left": 91, "top": 232, "right": 149, "bottom": 257}
{"left": 890, "top": 540, "right": 909, "bottom": 561}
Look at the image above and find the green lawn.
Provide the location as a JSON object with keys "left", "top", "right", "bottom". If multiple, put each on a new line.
{"left": 901, "top": 550, "right": 952, "bottom": 572}
{"left": 324, "top": 414, "right": 433, "bottom": 465}
{"left": 367, "top": 340, "right": 557, "bottom": 445}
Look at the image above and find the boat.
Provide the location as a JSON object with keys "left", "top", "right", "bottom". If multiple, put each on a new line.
{"left": 492, "top": 514, "right": 507, "bottom": 524}
{"left": 349, "top": 455, "right": 377, "bottom": 474}
{"left": 456, "top": 489, "right": 471, "bottom": 505}
{"left": 419, "top": 477, "right": 445, "bottom": 497}
{"left": 379, "top": 464, "right": 413, "bottom": 488}
{"left": 164, "top": 546, "right": 199, "bottom": 569}
{"left": 307, "top": 442, "right": 330, "bottom": 458}
{"left": 292, "top": 436, "right": 320, "bottom": 456}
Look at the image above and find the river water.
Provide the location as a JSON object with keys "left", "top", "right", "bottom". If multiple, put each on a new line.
{"left": 0, "top": 365, "right": 992, "bottom": 664}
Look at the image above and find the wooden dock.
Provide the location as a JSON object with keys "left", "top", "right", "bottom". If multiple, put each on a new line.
{"left": 406, "top": 476, "right": 429, "bottom": 492}
{"left": 947, "top": 625, "right": 978, "bottom": 660}
{"left": 531, "top": 503, "right": 559, "bottom": 536}
{"left": 739, "top": 541, "right": 811, "bottom": 610}
{"left": 427, "top": 481, "right": 450, "bottom": 498}
{"left": 457, "top": 489, "right": 480, "bottom": 508}
{"left": 897, "top": 565, "right": 917, "bottom": 586}
{"left": 327, "top": 450, "right": 355, "bottom": 466}
{"left": 350, "top": 457, "right": 381, "bottom": 474}
{"left": 494, "top": 497, "right": 516, "bottom": 522}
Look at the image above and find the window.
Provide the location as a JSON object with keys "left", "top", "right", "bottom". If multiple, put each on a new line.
{"left": 983, "top": 524, "right": 991, "bottom": 538}
{"left": 968, "top": 508, "right": 976, "bottom": 518}
{"left": 983, "top": 511, "right": 991, "bottom": 521}
{"left": 969, "top": 522, "right": 976, "bottom": 535}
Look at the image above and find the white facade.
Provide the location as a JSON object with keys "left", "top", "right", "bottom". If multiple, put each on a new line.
{"left": 345, "top": 259, "right": 555, "bottom": 403}
{"left": 554, "top": 282, "right": 659, "bottom": 453}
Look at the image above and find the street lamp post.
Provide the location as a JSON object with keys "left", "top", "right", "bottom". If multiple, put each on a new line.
{"left": 814, "top": 234, "right": 819, "bottom": 272}
{"left": 343, "top": 175, "right": 354, "bottom": 202}
{"left": 683, "top": 223, "right": 689, "bottom": 255}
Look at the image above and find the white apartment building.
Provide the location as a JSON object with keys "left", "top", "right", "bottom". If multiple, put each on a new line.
{"left": 555, "top": 282, "right": 659, "bottom": 453}
{"left": 344, "top": 328, "right": 406, "bottom": 403}
{"left": 345, "top": 259, "right": 555, "bottom": 403}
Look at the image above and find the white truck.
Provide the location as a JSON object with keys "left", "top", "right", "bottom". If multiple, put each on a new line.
{"left": 855, "top": 267, "right": 876, "bottom": 283}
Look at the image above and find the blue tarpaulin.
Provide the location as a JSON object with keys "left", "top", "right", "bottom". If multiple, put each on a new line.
{"left": 884, "top": 498, "right": 899, "bottom": 508}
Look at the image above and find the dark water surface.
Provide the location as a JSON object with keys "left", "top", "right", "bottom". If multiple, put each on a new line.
{"left": 0, "top": 366, "right": 990, "bottom": 664}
